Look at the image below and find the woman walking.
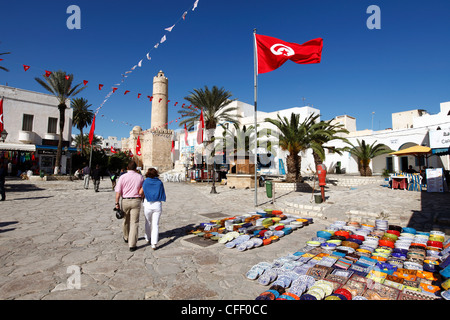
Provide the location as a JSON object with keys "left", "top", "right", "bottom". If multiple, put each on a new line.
{"left": 139, "top": 168, "right": 166, "bottom": 250}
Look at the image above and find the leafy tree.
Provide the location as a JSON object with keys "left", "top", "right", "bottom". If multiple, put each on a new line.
{"left": 345, "top": 139, "right": 393, "bottom": 176}
{"left": 0, "top": 47, "right": 10, "bottom": 72}
{"left": 178, "top": 85, "right": 241, "bottom": 193}
{"left": 72, "top": 98, "right": 94, "bottom": 156}
{"left": 35, "top": 70, "right": 85, "bottom": 172}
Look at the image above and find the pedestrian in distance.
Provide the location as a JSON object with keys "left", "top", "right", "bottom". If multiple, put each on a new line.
{"left": 82, "top": 164, "right": 90, "bottom": 189}
{"left": 0, "top": 163, "right": 7, "bottom": 201}
{"left": 139, "top": 168, "right": 166, "bottom": 250}
{"left": 91, "top": 164, "right": 101, "bottom": 192}
{"left": 114, "top": 160, "right": 144, "bottom": 252}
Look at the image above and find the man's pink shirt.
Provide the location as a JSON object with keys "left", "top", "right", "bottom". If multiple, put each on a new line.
{"left": 115, "top": 171, "right": 144, "bottom": 198}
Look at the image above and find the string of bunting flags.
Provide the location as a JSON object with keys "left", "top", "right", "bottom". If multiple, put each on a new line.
{"left": 3, "top": 0, "right": 202, "bottom": 132}
{"left": 95, "top": 0, "right": 200, "bottom": 114}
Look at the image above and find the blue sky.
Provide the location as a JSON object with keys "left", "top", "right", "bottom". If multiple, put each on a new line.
{"left": 1, "top": 0, "right": 449, "bottom": 139}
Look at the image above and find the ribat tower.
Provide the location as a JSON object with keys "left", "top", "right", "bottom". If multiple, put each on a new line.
{"left": 151, "top": 70, "right": 168, "bottom": 130}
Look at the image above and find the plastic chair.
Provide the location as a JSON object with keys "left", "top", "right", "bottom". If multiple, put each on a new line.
{"left": 408, "top": 173, "right": 422, "bottom": 191}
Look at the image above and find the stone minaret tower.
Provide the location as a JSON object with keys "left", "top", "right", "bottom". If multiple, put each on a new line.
{"left": 151, "top": 70, "right": 168, "bottom": 130}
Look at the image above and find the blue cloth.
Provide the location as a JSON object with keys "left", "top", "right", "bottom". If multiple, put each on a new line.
{"left": 142, "top": 177, "right": 166, "bottom": 202}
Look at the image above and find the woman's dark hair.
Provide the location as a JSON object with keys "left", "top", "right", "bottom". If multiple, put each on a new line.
{"left": 146, "top": 168, "right": 159, "bottom": 178}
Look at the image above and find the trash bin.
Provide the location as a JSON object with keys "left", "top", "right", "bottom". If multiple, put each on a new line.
{"left": 314, "top": 194, "right": 323, "bottom": 204}
{"left": 266, "top": 181, "right": 273, "bottom": 198}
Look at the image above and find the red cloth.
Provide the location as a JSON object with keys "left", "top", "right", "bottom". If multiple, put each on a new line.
{"left": 0, "top": 98, "right": 4, "bottom": 133}
{"left": 136, "top": 136, "right": 142, "bottom": 156}
{"left": 184, "top": 123, "right": 189, "bottom": 146}
{"left": 88, "top": 115, "right": 95, "bottom": 145}
{"left": 255, "top": 34, "right": 323, "bottom": 74}
{"left": 197, "top": 109, "right": 204, "bottom": 144}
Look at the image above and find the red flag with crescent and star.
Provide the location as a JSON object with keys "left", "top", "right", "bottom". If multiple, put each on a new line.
{"left": 0, "top": 98, "right": 4, "bottom": 133}
{"left": 255, "top": 34, "right": 323, "bottom": 74}
{"left": 136, "top": 136, "right": 142, "bottom": 156}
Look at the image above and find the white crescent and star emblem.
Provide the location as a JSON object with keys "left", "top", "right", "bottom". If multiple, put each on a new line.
{"left": 270, "top": 44, "right": 295, "bottom": 57}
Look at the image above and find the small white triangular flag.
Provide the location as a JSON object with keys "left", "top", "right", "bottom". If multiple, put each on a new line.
{"left": 138, "top": 59, "right": 143, "bottom": 67}
{"left": 193, "top": 0, "right": 199, "bottom": 11}
{"left": 165, "top": 24, "right": 175, "bottom": 32}
{"left": 160, "top": 35, "right": 166, "bottom": 43}
{"left": 146, "top": 53, "right": 151, "bottom": 60}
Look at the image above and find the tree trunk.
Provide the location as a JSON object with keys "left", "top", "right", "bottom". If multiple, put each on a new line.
{"left": 286, "top": 153, "right": 301, "bottom": 183}
{"left": 79, "top": 128, "right": 84, "bottom": 156}
{"left": 55, "top": 104, "right": 66, "bottom": 173}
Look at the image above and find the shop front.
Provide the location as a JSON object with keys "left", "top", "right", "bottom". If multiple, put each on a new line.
{"left": 36, "top": 144, "right": 78, "bottom": 174}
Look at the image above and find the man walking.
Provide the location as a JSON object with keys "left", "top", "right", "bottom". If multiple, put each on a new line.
{"left": 91, "top": 165, "right": 101, "bottom": 192}
{"left": 0, "top": 163, "right": 7, "bottom": 201}
{"left": 114, "top": 160, "right": 144, "bottom": 252}
{"left": 82, "top": 164, "right": 90, "bottom": 189}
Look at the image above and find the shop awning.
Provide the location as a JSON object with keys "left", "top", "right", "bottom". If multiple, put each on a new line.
{"left": 389, "top": 145, "right": 432, "bottom": 156}
{"left": 36, "top": 145, "right": 78, "bottom": 152}
{"left": 432, "top": 147, "right": 450, "bottom": 156}
{"left": 0, "top": 143, "right": 36, "bottom": 151}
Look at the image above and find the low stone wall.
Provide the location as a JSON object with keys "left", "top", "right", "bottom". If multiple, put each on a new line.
{"left": 282, "top": 202, "right": 325, "bottom": 219}
{"left": 325, "top": 175, "right": 385, "bottom": 187}
{"left": 29, "top": 175, "right": 74, "bottom": 182}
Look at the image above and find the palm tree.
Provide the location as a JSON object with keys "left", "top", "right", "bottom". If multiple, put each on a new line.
{"left": 73, "top": 134, "right": 102, "bottom": 155}
{"left": 265, "top": 113, "right": 305, "bottom": 182}
{"left": 346, "top": 139, "right": 393, "bottom": 176}
{"left": 35, "top": 70, "right": 85, "bottom": 172}
{"left": 72, "top": 98, "right": 94, "bottom": 156}
{"left": 0, "top": 49, "right": 10, "bottom": 72}
{"left": 307, "top": 118, "right": 350, "bottom": 168}
{"left": 265, "top": 113, "right": 349, "bottom": 182}
{"left": 178, "top": 85, "right": 241, "bottom": 193}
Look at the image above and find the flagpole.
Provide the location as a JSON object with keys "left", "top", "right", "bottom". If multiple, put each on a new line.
{"left": 253, "top": 28, "right": 258, "bottom": 207}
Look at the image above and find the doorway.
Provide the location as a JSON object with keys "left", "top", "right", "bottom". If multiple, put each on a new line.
{"left": 400, "top": 156, "right": 408, "bottom": 172}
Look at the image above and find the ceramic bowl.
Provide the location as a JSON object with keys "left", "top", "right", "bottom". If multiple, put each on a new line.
{"left": 317, "top": 231, "right": 332, "bottom": 239}
{"left": 427, "top": 240, "right": 443, "bottom": 249}
{"left": 402, "top": 227, "right": 416, "bottom": 234}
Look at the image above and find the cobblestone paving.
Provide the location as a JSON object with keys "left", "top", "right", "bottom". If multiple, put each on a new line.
{"left": 0, "top": 177, "right": 448, "bottom": 300}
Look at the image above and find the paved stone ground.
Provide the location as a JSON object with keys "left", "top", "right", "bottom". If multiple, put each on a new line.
{"left": 0, "top": 177, "right": 448, "bottom": 300}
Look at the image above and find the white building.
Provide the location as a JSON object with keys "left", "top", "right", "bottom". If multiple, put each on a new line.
{"left": 320, "top": 101, "right": 450, "bottom": 175}
{"left": 176, "top": 99, "right": 450, "bottom": 177}
{"left": 176, "top": 100, "right": 320, "bottom": 175}
{"left": 99, "top": 136, "right": 121, "bottom": 151}
{"left": 0, "top": 85, "right": 76, "bottom": 174}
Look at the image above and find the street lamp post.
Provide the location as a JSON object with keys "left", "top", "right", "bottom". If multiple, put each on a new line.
{"left": 0, "top": 129, "right": 8, "bottom": 142}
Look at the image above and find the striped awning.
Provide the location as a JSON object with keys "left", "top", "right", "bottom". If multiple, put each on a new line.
{"left": 0, "top": 143, "right": 36, "bottom": 151}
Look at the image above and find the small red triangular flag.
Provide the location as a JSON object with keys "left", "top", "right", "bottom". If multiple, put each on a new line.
{"left": 83, "top": 80, "right": 88, "bottom": 86}
{"left": 112, "top": 87, "right": 118, "bottom": 93}
{"left": 23, "top": 65, "right": 30, "bottom": 71}
{"left": 45, "top": 70, "right": 52, "bottom": 77}
{"left": 138, "top": 93, "right": 141, "bottom": 98}
{"left": 124, "top": 90, "right": 130, "bottom": 95}
{"left": 65, "top": 75, "right": 70, "bottom": 80}
{"left": 99, "top": 84, "right": 103, "bottom": 90}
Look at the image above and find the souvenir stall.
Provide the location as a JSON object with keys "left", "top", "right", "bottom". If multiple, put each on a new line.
{"left": 246, "top": 220, "right": 450, "bottom": 300}
{"left": 0, "top": 148, "right": 39, "bottom": 176}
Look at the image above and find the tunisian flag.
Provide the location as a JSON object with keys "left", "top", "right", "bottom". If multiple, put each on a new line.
{"left": 196, "top": 109, "right": 204, "bottom": 145}
{"left": 184, "top": 123, "right": 189, "bottom": 146}
{"left": 111, "top": 146, "right": 117, "bottom": 154}
{"left": 255, "top": 34, "right": 323, "bottom": 74}
{"left": 89, "top": 115, "right": 96, "bottom": 145}
{"left": 0, "top": 98, "right": 4, "bottom": 133}
{"left": 136, "top": 136, "right": 142, "bottom": 156}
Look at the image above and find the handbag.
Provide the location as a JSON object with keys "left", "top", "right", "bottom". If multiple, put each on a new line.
{"left": 114, "top": 207, "right": 124, "bottom": 219}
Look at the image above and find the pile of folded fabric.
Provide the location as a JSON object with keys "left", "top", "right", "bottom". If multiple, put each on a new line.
{"left": 249, "top": 219, "right": 450, "bottom": 300}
